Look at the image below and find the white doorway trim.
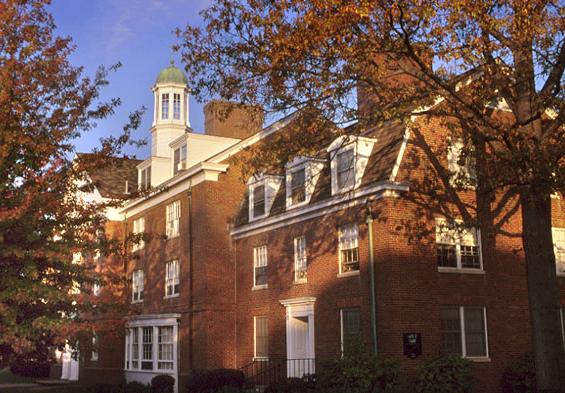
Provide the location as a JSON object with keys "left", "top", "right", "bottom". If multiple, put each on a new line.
{"left": 280, "top": 297, "right": 316, "bottom": 376}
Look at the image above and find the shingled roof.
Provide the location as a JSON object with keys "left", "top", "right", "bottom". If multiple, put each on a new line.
{"left": 76, "top": 153, "right": 143, "bottom": 198}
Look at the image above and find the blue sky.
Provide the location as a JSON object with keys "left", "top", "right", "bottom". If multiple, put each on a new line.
{"left": 49, "top": 0, "right": 212, "bottom": 158}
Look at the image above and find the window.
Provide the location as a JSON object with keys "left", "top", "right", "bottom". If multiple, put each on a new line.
{"left": 93, "top": 281, "right": 101, "bottom": 297}
{"left": 253, "top": 184, "right": 265, "bottom": 218}
{"left": 447, "top": 138, "right": 476, "bottom": 188}
{"left": 140, "top": 166, "right": 151, "bottom": 190}
{"left": 131, "top": 327, "right": 139, "bottom": 369}
{"left": 336, "top": 149, "right": 355, "bottom": 191}
{"left": 125, "top": 323, "right": 177, "bottom": 373}
{"left": 290, "top": 168, "right": 306, "bottom": 204}
{"left": 173, "top": 93, "right": 181, "bottom": 120}
{"left": 561, "top": 307, "right": 565, "bottom": 349}
{"left": 253, "top": 245, "right": 268, "bottom": 288}
{"left": 254, "top": 316, "right": 268, "bottom": 359}
{"left": 132, "top": 270, "right": 144, "bottom": 303}
{"left": 91, "top": 332, "right": 99, "bottom": 361}
{"left": 158, "top": 326, "right": 174, "bottom": 370}
{"left": 441, "top": 306, "right": 488, "bottom": 358}
{"left": 161, "top": 93, "right": 169, "bottom": 120}
{"left": 436, "top": 220, "right": 482, "bottom": 270}
{"left": 173, "top": 144, "right": 188, "bottom": 175}
{"left": 132, "top": 217, "right": 145, "bottom": 251}
{"left": 338, "top": 224, "right": 359, "bottom": 274}
{"left": 294, "top": 236, "right": 307, "bottom": 282}
{"left": 552, "top": 228, "right": 565, "bottom": 275}
{"left": 166, "top": 200, "right": 181, "bottom": 238}
{"left": 165, "top": 260, "right": 180, "bottom": 297}
{"left": 341, "top": 308, "right": 361, "bottom": 355}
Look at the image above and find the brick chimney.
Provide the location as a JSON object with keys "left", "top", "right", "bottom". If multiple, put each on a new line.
{"left": 357, "top": 50, "right": 432, "bottom": 119}
{"left": 204, "top": 100, "right": 264, "bottom": 139}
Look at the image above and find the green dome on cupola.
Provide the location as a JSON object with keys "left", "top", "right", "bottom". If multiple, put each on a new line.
{"left": 156, "top": 60, "right": 188, "bottom": 85}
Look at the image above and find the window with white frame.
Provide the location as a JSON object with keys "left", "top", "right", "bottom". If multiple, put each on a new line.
{"left": 254, "top": 316, "right": 268, "bottom": 359}
{"left": 132, "top": 270, "right": 144, "bottom": 303}
{"left": 141, "top": 326, "right": 153, "bottom": 370}
{"left": 290, "top": 168, "right": 306, "bottom": 205}
{"left": 91, "top": 332, "right": 99, "bottom": 361}
{"left": 336, "top": 149, "right": 355, "bottom": 191}
{"left": 436, "top": 219, "right": 482, "bottom": 270}
{"left": 125, "top": 323, "right": 177, "bottom": 373}
{"left": 441, "top": 306, "right": 488, "bottom": 358}
{"left": 166, "top": 200, "right": 181, "bottom": 238}
{"left": 173, "top": 144, "right": 188, "bottom": 175}
{"left": 158, "top": 326, "right": 174, "bottom": 370}
{"left": 294, "top": 236, "right": 307, "bottom": 282}
{"left": 248, "top": 175, "right": 283, "bottom": 221}
{"left": 132, "top": 217, "right": 145, "bottom": 251}
{"left": 139, "top": 166, "right": 151, "bottom": 190}
{"left": 165, "top": 260, "right": 180, "bottom": 297}
{"left": 173, "top": 93, "right": 181, "bottom": 120}
{"left": 552, "top": 227, "right": 565, "bottom": 275}
{"left": 341, "top": 308, "right": 361, "bottom": 356}
{"left": 161, "top": 93, "right": 169, "bottom": 120}
{"left": 252, "top": 184, "right": 265, "bottom": 218}
{"left": 253, "top": 245, "right": 268, "bottom": 288}
{"left": 338, "top": 224, "right": 359, "bottom": 274}
{"left": 93, "top": 280, "right": 101, "bottom": 297}
{"left": 447, "top": 138, "right": 476, "bottom": 188}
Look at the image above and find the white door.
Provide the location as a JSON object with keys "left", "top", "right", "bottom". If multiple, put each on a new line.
{"left": 288, "top": 316, "right": 310, "bottom": 377}
{"left": 61, "top": 344, "right": 79, "bottom": 381}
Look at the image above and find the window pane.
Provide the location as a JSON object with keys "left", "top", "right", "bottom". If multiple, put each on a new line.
{"left": 253, "top": 185, "right": 265, "bottom": 217}
{"left": 464, "top": 308, "right": 486, "bottom": 357}
{"left": 255, "top": 316, "right": 268, "bottom": 358}
{"left": 339, "top": 224, "right": 359, "bottom": 272}
{"left": 437, "top": 244, "right": 457, "bottom": 267}
{"left": 255, "top": 266, "right": 267, "bottom": 286}
{"left": 460, "top": 246, "right": 480, "bottom": 269}
{"left": 173, "top": 148, "right": 180, "bottom": 175}
{"left": 336, "top": 150, "right": 354, "bottom": 190}
{"left": 441, "top": 307, "right": 462, "bottom": 355}
{"left": 294, "top": 236, "right": 307, "bottom": 280}
{"left": 342, "top": 308, "right": 361, "bottom": 355}
{"left": 291, "top": 169, "right": 306, "bottom": 204}
{"left": 173, "top": 94, "right": 181, "bottom": 120}
{"left": 161, "top": 94, "right": 169, "bottom": 120}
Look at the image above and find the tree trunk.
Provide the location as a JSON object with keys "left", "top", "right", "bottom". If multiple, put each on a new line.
{"left": 521, "top": 189, "right": 565, "bottom": 392}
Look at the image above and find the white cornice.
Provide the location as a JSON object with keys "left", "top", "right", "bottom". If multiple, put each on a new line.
{"left": 280, "top": 297, "right": 316, "bottom": 307}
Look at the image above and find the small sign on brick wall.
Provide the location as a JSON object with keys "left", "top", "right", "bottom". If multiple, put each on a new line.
{"left": 403, "top": 333, "right": 422, "bottom": 358}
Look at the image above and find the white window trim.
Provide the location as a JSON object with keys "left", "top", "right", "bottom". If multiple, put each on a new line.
{"left": 253, "top": 316, "right": 269, "bottom": 360}
{"left": 91, "top": 332, "right": 99, "bottom": 361}
{"left": 436, "top": 218, "right": 483, "bottom": 272}
{"left": 294, "top": 236, "right": 307, "bottom": 283}
{"left": 248, "top": 175, "right": 283, "bottom": 222}
{"left": 328, "top": 135, "right": 375, "bottom": 196}
{"left": 172, "top": 143, "right": 188, "bottom": 175}
{"left": 132, "top": 269, "right": 144, "bottom": 304}
{"left": 253, "top": 245, "right": 268, "bottom": 290}
{"left": 138, "top": 164, "right": 151, "bottom": 190}
{"left": 124, "top": 316, "right": 179, "bottom": 374}
{"left": 552, "top": 227, "right": 565, "bottom": 276}
{"left": 132, "top": 217, "right": 145, "bottom": 252}
{"left": 164, "top": 260, "right": 180, "bottom": 298}
{"left": 285, "top": 156, "right": 324, "bottom": 210}
{"left": 337, "top": 224, "right": 360, "bottom": 277}
{"left": 459, "top": 307, "right": 490, "bottom": 361}
{"left": 447, "top": 138, "right": 477, "bottom": 190}
{"left": 340, "top": 308, "right": 361, "bottom": 356}
{"left": 166, "top": 200, "right": 181, "bottom": 239}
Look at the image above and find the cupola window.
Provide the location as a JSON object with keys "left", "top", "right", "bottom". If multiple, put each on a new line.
{"left": 173, "top": 93, "right": 181, "bottom": 120}
{"left": 161, "top": 93, "right": 169, "bottom": 120}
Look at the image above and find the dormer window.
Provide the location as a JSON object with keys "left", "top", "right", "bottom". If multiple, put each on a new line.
{"left": 139, "top": 166, "right": 151, "bottom": 190}
{"left": 285, "top": 156, "right": 324, "bottom": 209}
{"left": 161, "top": 94, "right": 169, "bottom": 120}
{"left": 248, "top": 175, "right": 283, "bottom": 221}
{"left": 447, "top": 138, "right": 476, "bottom": 189}
{"left": 173, "top": 93, "right": 181, "bottom": 120}
{"left": 336, "top": 149, "right": 355, "bottom": 190}
{"left": 173, "top": 144, "right": 187, "bottom": 175}
{"left": 328, "top": 135, "right": 376, "bottom": 195}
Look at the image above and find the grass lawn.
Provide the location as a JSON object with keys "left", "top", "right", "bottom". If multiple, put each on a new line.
{"left": 0, "top": 367, "right": 36, "bottom": 384}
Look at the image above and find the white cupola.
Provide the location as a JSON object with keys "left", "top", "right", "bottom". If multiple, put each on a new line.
{"left": 150, "top": 60, "right": 191, "bottom": 157}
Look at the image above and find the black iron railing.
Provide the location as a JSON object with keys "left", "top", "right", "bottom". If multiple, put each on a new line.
{"left": 241, "top": 358, "right": 316, "bottom": 389}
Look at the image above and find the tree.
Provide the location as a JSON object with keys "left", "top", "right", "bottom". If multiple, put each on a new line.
{"left": 0, "top": 0, "right": 141, "bottom": 361}
{"left": 177, "top": 1, "right": 564, "bottom": 390}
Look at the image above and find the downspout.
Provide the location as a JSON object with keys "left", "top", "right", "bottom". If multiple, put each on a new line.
{"left": 187, "top": 182, "right": 194, "bottom": 371}
{"left": 366, "top": 203, "right": 378, "bottom": 355}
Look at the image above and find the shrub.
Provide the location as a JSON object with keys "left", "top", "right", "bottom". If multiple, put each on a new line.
{"left": 264, "top": 376, "right": 316, "bottom": 393}
{"left": 501, "top": 353, "right": 536, "bottom": 393}
{"left": 151, "top": 374, "right": 175, "bottom": 393}
{"left": 9, "top": 351, "right": 51, "bottom": 378}
{"left": 186, "top": 368, "right": 245, "bottom": 393}
{"left": 87, "top": 383, "right": 121, "bottom": 393}
{"left": 127, "top": 380, "right": 151, "bottom": 393}
{"left": 415, "top": 355, "right": 473, "bottom": 393}
{"left": 316, "top": 352, "right": 399, "bottom": 393}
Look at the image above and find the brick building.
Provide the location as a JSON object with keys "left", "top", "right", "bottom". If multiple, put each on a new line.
{"left": 80, "top": 62, "right": 565, "bottom": 393}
